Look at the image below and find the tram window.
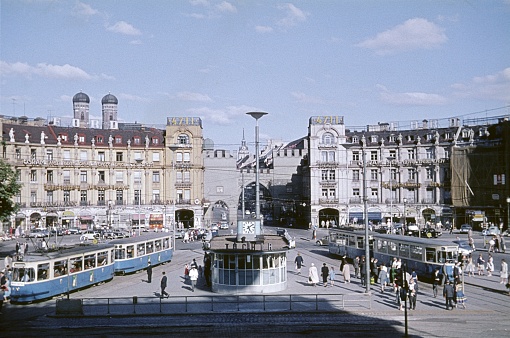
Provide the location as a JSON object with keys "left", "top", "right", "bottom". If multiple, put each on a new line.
{"left": 137, "top": 243, "right": 145, "bottom": 256}
{"left": 146, "top": 241, "right": 154, "bottom": 254}
{"left": 388, "top": 241, "right": 397, "bottom": 255}
{"left": 253, "top": 255, "right": 261, "bottom": 269}
{"left": 154, "top": 239, "right": 162, "bottom": 251}
{"left": 238, "top": 255, "right": 246, "bottom": 269}
{"left": 14, "top": 267, "right": 35, "bottom": 282}
{"left": 399, "top": 243, "right": 410, "bottom": 258}
{"left": 410, "top": 245, "right": 423, "bottom": 260}
{"left": 54, "top": 260, "right": 67, "bottom": 276}
{"left": 163, "top": 238, "right": 169, "bottom": 249}
{"left": 70, "top": 256, "right": 82, "bottom": 273}
{"left": 98, "top": 251, "right": 108, "bottom": 266}
{"left": 115, "top": 248, "right": 126, "bottom": 260}
{"left": 37, "top": 263, "right": 50, "bottom": 280}
{"left": 357, "top": 237, "right": 364, "bottom": 249}
{"left": 84, "top": 254, "right": 96, "bottom": 269}
{"left": 348, "top": 236, "right": 356, "bottom": 247}
{"left": 229, "top": 255, "right": 236, "bottom": 269}
{"left": 126, "top": 245, "right": 134, "bottom": 258}
{"left": 426, "top": 248, "right": 436, "bottom": 262}
{"left": 380, "top": 240, "right": 388, "bottom": 253}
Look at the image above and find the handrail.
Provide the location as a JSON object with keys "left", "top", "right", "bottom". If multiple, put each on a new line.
{"left": 65, "top": 293, "right": 372, "bottom": 316}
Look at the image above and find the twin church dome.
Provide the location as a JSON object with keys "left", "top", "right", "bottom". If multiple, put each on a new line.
{"left": 72, "top": 91, "right": 118, "bottom": 105}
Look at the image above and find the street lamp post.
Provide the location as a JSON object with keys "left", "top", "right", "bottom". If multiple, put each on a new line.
{"left": 247, "top": 112, "right": 267, "bottom": 225}
{"left": 403, "top": 198, "right": 407, "bottom": 236}
{"left": 135, "top": 158, "right": 143, "bottom": 237}
{"left": 387, "top": 157, "right": 393, "bottom": 231}
{"left": 507, "top": 197, "right": 510, "bottom": 232}
{"left": 362, "top": 143, "right": 370, "bottom": 293}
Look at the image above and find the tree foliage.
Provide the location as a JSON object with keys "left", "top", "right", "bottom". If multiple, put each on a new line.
{"left": 0, "top": 158, "right": 22, "bottom": 222}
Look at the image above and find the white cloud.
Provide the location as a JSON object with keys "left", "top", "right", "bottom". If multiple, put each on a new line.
{"left": 177, "top": 91, "right": 213, "bottom": 102}
{"left": 192, "top": 105, "right": 258, "bottom": 125}
{"left": 118, "top": 93, "right": 150, "bottom": 102}
{"left": 0, "top": 61, "right": 115, "bottom": 81}
{"left": 189, "top": 0, "right": 210, "bottom": 6}
{"left": 357, "top": 18, "right": 447, "bottom": 55}
{"left": 106, "top": 21, "right": 142, "bottom": 36}
{"left": 255, "top": 25, "right": 273, "bottom": 33}
{"left": 377, "top": 84, "right": 447, "bottom": 106}
{"left": 216, "top": 1, "right": 236, "bottom": 13}
{"left": 73, "top": 2, "right": 99, "bottom": 18}
{"left": 451, "top": 67, "right": 510, "bottom": 101}
{"left": 0, "top": 61, "right": 94, "bottom": 80}
{"left": 291, "top": 91, "right": 324, "bottom": 104}
{"left": 276, "top": 3, "right": 308, "bottom": 28}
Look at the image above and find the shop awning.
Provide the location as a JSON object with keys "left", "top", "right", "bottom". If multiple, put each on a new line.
{"left": 132, "top": 214, "right": 146, "bottom": 220}
{"left": 79, "top": 216, "right": 93, "bottom": 221}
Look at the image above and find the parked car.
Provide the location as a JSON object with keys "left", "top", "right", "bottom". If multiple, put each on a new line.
{"left": 219, "top": 222, "right": 229, "bottom": 230}
{"left": 50, "top": 227, "right": 65, "bottom": 236}
{"left": 68, "top": 228, "right": 82, "bottom": 235}
{"left": 316, "top": 235, "right": 329, "bottom": 246}
{"left": 502, "top": 229, "right": 510, "bottom": 237}
{"left": 28, "top": 228, "right": 49, "bottom": 238}
{"left": 175, "top": 230, "right": 185, "bottom": 239}
{"left": 453, "top": 240, "right": 474, "bottom": 256}
{"left": 80, "top": 230, "right": 100, "bottom": 241}
{"left": 486, "top": 226, "right": 501, "bottom": 236}
{"left": 420, "top": 227, "right": 442, "bottom": 238}
{"left": 406, "top": 224, "right": 420, "bottom": 236}
{"left": 459, "top": 224, "right": 472, "bottom": 234}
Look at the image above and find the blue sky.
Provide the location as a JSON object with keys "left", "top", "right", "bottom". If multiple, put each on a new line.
{"left": 1, "top": 0, "right": 509, "bottom": 150}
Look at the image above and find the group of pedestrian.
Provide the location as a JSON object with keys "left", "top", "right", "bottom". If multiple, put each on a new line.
{"left": 488, "top": 234, "right": 506, "bottom": 253}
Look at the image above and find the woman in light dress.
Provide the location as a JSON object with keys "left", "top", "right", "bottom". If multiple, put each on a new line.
{"left": 487, "top": 256, "right": 495, "bottom": 277}
{"left": 308, "top": 263, "right": 319, "bottom": 287}
{"left": 500, "top": 259, "right": 508, "bottom": 285}
{"left": 465, "top": 254, "right": 476, "bottom": 277}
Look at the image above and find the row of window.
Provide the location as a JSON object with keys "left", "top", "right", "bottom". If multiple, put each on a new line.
{"left": 16, "top": 148, "right": 193, "bottom": 163}
{"left": 23, "top": 169, "right": 191, "bottom": 184}
{"left": 320, "top": 130, "right": 465, "bottom": 145}
{"left": 321, "top": 168, "right": 447, "bottom": 181}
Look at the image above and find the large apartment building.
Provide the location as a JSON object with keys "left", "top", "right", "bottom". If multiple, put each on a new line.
{"left": 1, "top": 92, "right": 509, "bottom": 234}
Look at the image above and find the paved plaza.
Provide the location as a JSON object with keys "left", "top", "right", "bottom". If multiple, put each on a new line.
{"left": 1, "top": 229, "right": 509, "bottom": 337}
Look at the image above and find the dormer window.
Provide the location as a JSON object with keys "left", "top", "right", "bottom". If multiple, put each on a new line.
{"left": 178, "top": 134, "right": 189, "bottom": 144}
{"left": 96, "top": 135, "right": 104, "bottom": 144}
{"left": 352, "top": 136, "right": 359, "bottom": 144}
{"left": 322, "top": 132, "right": 334, "bottom": 145}
{"left": 78, "top": 134, "right": 85, "bottom": 143}
{"left": 152, "top": 137, "right": 159, "bottom": 145}
{"left": 371, "top": 135, "right": 377, "bottom": 143}
{"left": 462, "top": 129, "right": 469, "bottom": 138}
{"left": 134, "top": 136, "right": 141, "bottom": 145}
{"left": 115, "top": 136, "right": 122, "bottom": 144}
{"left": 389, "top": 135, "right": 396, "bottom": 143}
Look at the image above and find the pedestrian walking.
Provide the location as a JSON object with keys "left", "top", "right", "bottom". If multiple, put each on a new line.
{"left": 308, "top": 263, "right": 319, "bottom": 286}
{"left": 342, "top": 259, "right": 351, "bottom": 284}
{"left": 465, "top": 254, "right": 476, "bottom": 277}
{"left": 408, "top": 278, "right": 418, "bottom": 310}
{"left": 321, "top": 263, "right": 329, "bottom": 287}
{"left": 329, "top": 266, "right": 336, "bottom": 286}
{"left": 294, "top": 253, "right": 304, "bottom": 275}
{"left": 477, "top": 253, "right": 485, "bottom": 276}
{"left": 379, "top": 265, "right": 388, "bottom": 293}
{"left": 487, "top": 256, "right": 494, "bottom": 277}
{"left": 443, "top": 280, "right": 455, "bottom": 310}
{"left": 432, "top": 268, "right": 440, "bottom": 298}
{"left": 146, "top": 261, "right": 152, "bottom": 283}
{"left": 353, "top": 256, "right": 360, "bottom": 279}
{"left": 160, "top": 272, "right": 169, "bottom": 298}
{"left": 184, "top": 264, "right": 190, "bottom": 280}
{"left": 189, "top": 266, "right": 199, "bottom": 292}
{"left": 500, "top": 259, "right": 508, "bottom": 285}
{"left": 455, "top": 284, "right": 466, "bottom": 309}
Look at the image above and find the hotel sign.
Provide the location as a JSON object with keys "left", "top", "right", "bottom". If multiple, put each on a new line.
{"left": 310, "top": 116, "right": 344, "bottom": 125}
{"left": 167, "top": 117, "right": 202, "bottom": 126}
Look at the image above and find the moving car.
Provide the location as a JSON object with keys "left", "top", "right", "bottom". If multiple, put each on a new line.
{"left": 453, "top": 240, "right": 474, "bottom": 256}
{"left": 459, "top": 224, "right": 472, "bottom": 234}
{"left": 316, "top": 235, "right": 329, "bottom": 246}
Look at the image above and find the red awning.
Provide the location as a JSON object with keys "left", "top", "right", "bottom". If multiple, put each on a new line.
{"left": 132, "top": 214, "right": 146, "bottom": 220}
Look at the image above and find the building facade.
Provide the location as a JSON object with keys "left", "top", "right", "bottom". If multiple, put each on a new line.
{"left": 1, "top": 93, "right": 204, "bottom": 234}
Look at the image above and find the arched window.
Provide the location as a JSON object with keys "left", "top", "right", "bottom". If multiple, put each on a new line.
{"left": 322, "top": 132, "right": 334, "bottom": 144}
{"left": 178, "top": 134, "right": 189, "bottom": 144}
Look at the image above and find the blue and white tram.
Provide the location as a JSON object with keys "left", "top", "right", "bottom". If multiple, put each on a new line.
{"left": 10, "top": 243, "right": 115, "bottom": 303}
{"left": 112, "top": 232, "right": 173, "bottom": 275}
{"left": 372, "top": 233, "right": 459, "bottom": 281}
{"left": 328, "top": 229, "right": 459, "bottom": 281}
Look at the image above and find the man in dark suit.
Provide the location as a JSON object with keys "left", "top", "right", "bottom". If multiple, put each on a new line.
{"left": 146, "top": 261, "right": 152, "bottom": 283}
{"left": 443, "top": 280, "right": 455, "bottom": 310}
{"left": 160, "top": 272, "right": 169, "bottom": 298}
